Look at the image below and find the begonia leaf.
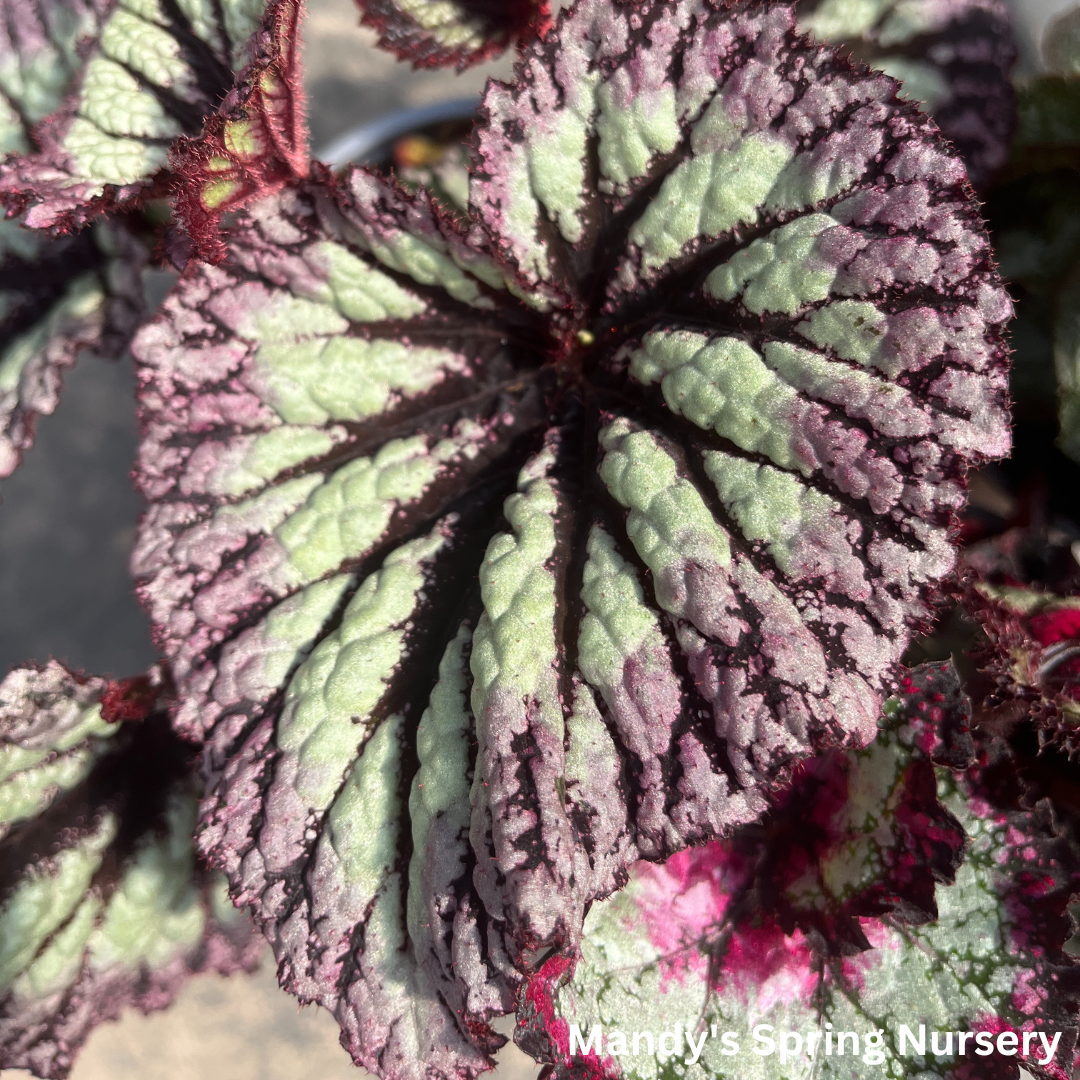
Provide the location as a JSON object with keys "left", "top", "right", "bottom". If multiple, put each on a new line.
{"left": 0, "top": 0, "right": 270, "bottom": 231}
{"left": 795, "top": 0, "right": 1016, "bottom": 188}
{"left": 0, "top": 661, "right": 261, "bottom": 1080}
{"left": 354, "top": 0, "right": 551, "bottom": 71}
{"left": 170, "top": 0, "right": 307, "bottom": 265}
{"left": 0, "top": 218, "right": 147, "bottom": 477}
{"left": 517, "top": 667, "right": 1080, "bottom": 1080}
{"left": 132, "top": 2, "right": 1010, "bottom": 1075}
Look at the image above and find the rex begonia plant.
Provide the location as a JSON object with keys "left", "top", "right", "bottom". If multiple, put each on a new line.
{"left": 1, "top": 0, "right": 1079, "bottom": 1078}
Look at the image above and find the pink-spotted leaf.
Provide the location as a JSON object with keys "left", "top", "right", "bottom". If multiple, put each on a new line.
{"left": 0, "top": 218, "right": 147, "bottom": 478}
{"left": 517, "top": 666, "right": 1080, "bottom": 1080}
{"left": 0, "top": 661, "right": 261, "bottom": 1080}
{"left": 0, "top": 0, "right": 271, "bottom": 231}
{"left": 354, "top": 0, "right": 551, "bottom": 71}
{"left": 133, "top": 2, "right": 1010, "bottom": 1074}
{"left": 795, "top": 0, "right": 1017, "bottom": 189}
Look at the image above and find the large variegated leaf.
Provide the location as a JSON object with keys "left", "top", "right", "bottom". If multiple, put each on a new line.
{"left": 0, "top": 219, "right": 146, "bottom": 477}
{"left": 355, "top": 0, "right": 551, "bottom": 70}
{"left": 0, "top": 0, "right": 269, "bottom": 230}
{"left": 796, "top": 0, "right": 1016, "bottom": 188}
{"left": 0, "top": 661, "right": 260, "bottom": 1080}
{"left": 133, "top": 2, "right": 1010, "bottom": 1075}
{"left": 517, "top": 668, "right": 1080, "bottom": 1080}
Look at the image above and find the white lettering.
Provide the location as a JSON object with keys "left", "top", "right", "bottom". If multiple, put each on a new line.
{"left": 753, "top": 1025, "right": 776, "bottom": 1056}
{"left": 931, "top": 1031, "right": 953, "bottom": 1056}
{"left": 632, "top": 1032, "right": 653, "bottom": 1057}
{"left": 685, "top": 1030, "right": 707, "bottom": 1065}
{"left": 658, "top": 1030, "right": 682, "bottom": 1059}
{"left": 862, "top": 1031, "right": 886, "bottom": 1066}
{"left": 837, "top": 1032, "right": 859, "bottom": 1056}
{"left": 1023, "top": 1032, "right": 1036, "bottom": 1058}
{"left": 569, "top": 1025, "right": 601, "bottom": 1057}
{"left": 1039, "top": 1033, "right": 1062, "bottom": 1065}
{"left": 975, "top": 1032, "right": 994, "bottom": 1056}
{"left": 606, "top": 1032, "right": 626, "bottom": 1056}
{"left": 720, "top": 1033, "right": 739, "bottom": 1057}
{"left": 899, "top": 1025, "right": 926, "bottom": 1056}
{"left": 958, "top": 1032, "right": 974, "bottom": 1055}
{"left": 997, "top": 1031, "right": 1018, "bottom": 1056}
{"left": 779, "top": 1032, "right": 802, "bottom": 1064}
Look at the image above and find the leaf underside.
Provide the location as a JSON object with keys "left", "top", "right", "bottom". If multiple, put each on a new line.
{"left": 0, "top": 662, "right": 260, "bottom": 1080}
{"left": 795, "top": 0, "right": 1017, "bottom": 190}
{"left": 520, "top": 663, "right": 1080, "bottom": 1080}
{"left": 131, "top": 1, "right": 1010, "bottom": 1076}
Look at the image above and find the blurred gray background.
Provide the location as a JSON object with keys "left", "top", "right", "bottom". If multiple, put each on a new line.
{"left": 0, "top": 0, "right": 1071, "bottom": 1075}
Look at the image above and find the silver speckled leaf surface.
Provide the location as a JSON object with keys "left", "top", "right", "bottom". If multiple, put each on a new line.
{"left": 0, "top": 661, "right": 260, "bottom": 1080}
{"left": 795, "top": 0, "right": 1017, "bottom": 188}
{"left": 132, "top": 2, "right": 1011, "bottom": 1076}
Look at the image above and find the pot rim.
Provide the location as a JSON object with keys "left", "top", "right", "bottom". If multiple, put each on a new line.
{"left": 315, "top": 97, "right": 480, "bottom": 168}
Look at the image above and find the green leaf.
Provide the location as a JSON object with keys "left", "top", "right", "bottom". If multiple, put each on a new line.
{"left": 0, "top": 662, "right": 260, "bottom": 1080}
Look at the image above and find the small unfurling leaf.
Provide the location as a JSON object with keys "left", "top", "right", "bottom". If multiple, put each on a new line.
{"left": 0, "top": 0, "right": 269, "bottom": 230}
{"left": 170, "top": 0, "right": 309, "bottom": 264}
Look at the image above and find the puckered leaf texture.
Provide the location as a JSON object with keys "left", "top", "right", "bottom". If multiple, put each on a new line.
{"left": 517, "top": 664, "right": 1080, "bottom": 1080}
{"left": 0, "top": 0, "right": 269, "bottom": 230}
{"left": 795, "top": 0, "right": 1017, "bottom": 189}
{"left": 355, "top": 0, "right": 551, "bottom": 70}
{"left": 0, "top": 661, "right": 260, "bottom": 1080}
{"left": 132, "top": 1, "right": 1011, "bottom": 1075}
